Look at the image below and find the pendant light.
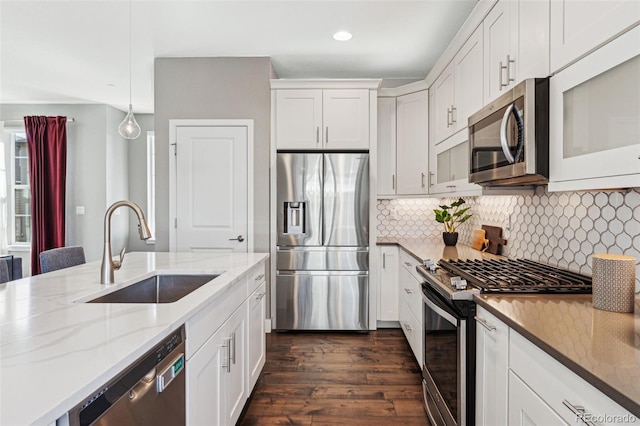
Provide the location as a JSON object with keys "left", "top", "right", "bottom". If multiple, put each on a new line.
{"left": 118, "top": 0, "right": 141, "bottom": 140}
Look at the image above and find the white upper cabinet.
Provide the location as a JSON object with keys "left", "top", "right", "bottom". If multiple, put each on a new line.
{"left": 377, "top": 97, "right": 397, "bottom": 196}
{"left": 432, "top": 63, "right": 456, "bottom": 144}
{"left": 432, "top": 24, "right": 484, "bottom": 145}
{"left": 550, "top": 0, "right": 640, "bottom": 73}
{"left": 484, "top": 0, "right": 549, "bottom": 104}
{"left": 549, "top": 25, "right": 640, "bottom": 191}
{"left": 454, "top": 25, "right": 485, "bottom": 132}
{"left": 275, "top": 88, "right": 370, "bottom": 150}
{"left": 275, "top": 90, "right": 323, "bottom": 150}
{"left": 396, "top": 90, "right": 429, "bottom": 195}
{"left": 429, "top": 129, "right": 481, "bottom": 196}
{"left": 322, "top": 89, "right": 370, "bottom": 150}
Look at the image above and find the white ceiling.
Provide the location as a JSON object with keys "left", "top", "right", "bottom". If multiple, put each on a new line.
{"left": 1, "top": 0, "right": 477, "bottom": 114}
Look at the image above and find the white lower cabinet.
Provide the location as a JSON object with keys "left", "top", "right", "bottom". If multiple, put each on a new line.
{"left": 187, "top": 324, "right": 226, "bottom": 426}
{"left": 378, "top": 246, "right": 399, "bottom": 321}
{"left": 248, "top": 281, "right": 266, "bottom": 390}
{"left": 508, "top": 371, "right": 567, "bottom": 426}
{"left": 398, "top": 249, "right": 423, "bottom": 365}
{"left": 188, "top": 302, "right": 247, "bottom": 426}
{"left": 475, "top": 306, "right": 509, "bottom": 426}
{"left": 186, "top": 260, "right": 267, "bottom": 426}
{"left": 475, "top": 306, "right": 639, "bottom": 426}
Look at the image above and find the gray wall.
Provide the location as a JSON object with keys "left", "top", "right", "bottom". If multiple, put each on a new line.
{"left": 0, "top": 104, "right": 131, "bottom": 266}
{"left": 154, "top": 57, "right": 273, "bottom": 258}
{"left": 127, "top": 113, "right": 155, "bottom": 252}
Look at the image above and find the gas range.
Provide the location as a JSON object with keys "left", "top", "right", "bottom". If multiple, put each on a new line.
{"left": 417, "top": 258, "right": 593, "bottom": 301}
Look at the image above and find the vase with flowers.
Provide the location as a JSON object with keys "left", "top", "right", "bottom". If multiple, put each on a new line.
{"left": 434, "top": 198, "right": 473, "bottom": 246}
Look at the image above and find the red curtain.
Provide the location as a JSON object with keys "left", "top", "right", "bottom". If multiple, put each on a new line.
{"left": 24, "top": 116, "right": 67, "bottom": 275}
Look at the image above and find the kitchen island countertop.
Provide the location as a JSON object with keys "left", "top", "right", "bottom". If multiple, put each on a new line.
{"left": 0, "top": 251, "right": 268, "bottom": 426}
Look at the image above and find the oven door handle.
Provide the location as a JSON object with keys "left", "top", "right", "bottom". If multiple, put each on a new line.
{"left": 422, "top": 292, "right": 457, "bottom": 326}
{"left": 499, "top": 102, "right": 524, "bottom": 164}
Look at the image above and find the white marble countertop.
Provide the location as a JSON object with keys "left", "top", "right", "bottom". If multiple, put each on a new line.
{"left": 0, "top": 252, "right": 268, "bottom": 426}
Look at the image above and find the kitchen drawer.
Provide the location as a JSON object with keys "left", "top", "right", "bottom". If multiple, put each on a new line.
{"left": 247, "top": 261, "right": 266, "bottom": 296}
{"left": 509, "top": 330, "right": 637, "bottom": 425}
{"left": 399, "top": 249, "right": 423, "bottom": 321}
{"left": 399, "top": 249, "right": 422, "bottom": 283}
{"left": 399, "top": 297, "right": 422, "bottom": 366}
{"left": 186, "top": 275, "right": 248, "bottom": 359}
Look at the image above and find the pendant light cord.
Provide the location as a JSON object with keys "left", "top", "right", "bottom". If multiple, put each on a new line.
{"left": 128, "top": 0, "right": 132, "bottom": 105}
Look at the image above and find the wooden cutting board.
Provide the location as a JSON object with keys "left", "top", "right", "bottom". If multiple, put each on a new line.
{"left": 482, "top": 225, "right": 507, "bottom": 255}
{"left": 470, "top": 229, "right": 487, "bottom": 251}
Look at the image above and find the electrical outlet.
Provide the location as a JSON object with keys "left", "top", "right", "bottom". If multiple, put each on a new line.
{"left": 390, "top": 204, "right": 398, "bottom": 221}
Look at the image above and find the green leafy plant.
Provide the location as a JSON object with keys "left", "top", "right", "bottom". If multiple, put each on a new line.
{"left": 434, "top": 198, "right": 473, "bottom": 233}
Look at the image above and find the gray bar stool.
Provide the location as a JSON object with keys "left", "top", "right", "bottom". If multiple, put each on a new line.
{"left": 39, "top": 246, "right": 86, "bottom": 273}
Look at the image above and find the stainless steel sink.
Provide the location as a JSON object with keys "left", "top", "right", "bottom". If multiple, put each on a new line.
{"left": 87, "top": 274, "right": 219, "bottom": 303}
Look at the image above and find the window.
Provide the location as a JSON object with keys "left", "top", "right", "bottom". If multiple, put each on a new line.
{"left": 11, "top": 132, "right": 30, "bottom": 246}
{"left": 146, "top": 131, "right": 156, "bottom": 243}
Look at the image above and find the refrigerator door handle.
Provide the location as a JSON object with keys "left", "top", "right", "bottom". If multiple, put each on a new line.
{"left": 323, "top": 155, "right": 335, "bottom": 246}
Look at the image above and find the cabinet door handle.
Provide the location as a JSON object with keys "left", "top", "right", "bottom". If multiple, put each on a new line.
{"left": 255, "top": 292, "right": 266, "bottom": 300}
{"left": 392, "top": 174, "right": 395, "bottom": 190}
{"left": 451, "top": 105, "right": 457, "bottom": 125}
{"left": 404, "top": 262, "right": 413, "bottom": 267}
{"left": 421, "top": 172, "right": 426, "bottom": 188}
{"left": 316, "top": 127, "right": 320, "bottom": 144}
{"left": 429, "top": 172, "right": 434, "bottom": 187}
{"left": 499, "top": 61, "right": 507, "bottom": 89}
{"left": 562, "top": 400, "right": 597, "bottom": 426}
{"left": 446, "top": 107, "right": 452, "bottom": 127}
{"left": 506, "top": 54, "right": 515, "bottom": 84}
{"left": 325, "top": 126, "right": 329, "bottom": 144}
{"left": 254, "top": 273, "right": 265, "bottom": 281}
{"left": 230, "top": 332, "right": 236, "bottom": 364}
{"left": 221, "top": 337, "right": 231, "bottom": 373}
{"left": 475, "top": 316, "right": 496, "bottom": 331}
{"left": 402, "top": 323, "right": 412, "bottom": 333}
{"left": 404, "top": 288, "right": 413, "bottom": 294}
{"left": 229, "top": 235, "right": 245, "bottom": 242}
{"left": 383, "top": 253, "right": 386, "bottom": 268}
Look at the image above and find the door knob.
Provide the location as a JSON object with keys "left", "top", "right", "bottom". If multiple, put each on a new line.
{"left": 229, "top": 235, "right": 245, "bottom": 242}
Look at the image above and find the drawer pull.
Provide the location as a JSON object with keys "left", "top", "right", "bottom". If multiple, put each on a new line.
{"left": 402, "top": 323, "right": 412, "bottom": 333}
{"left": 562, "top": 400, "right": 597, "bottom": 426}
{"left": 254, "top": 274, "right": 265, "bottom": 281}
{"left": 404, "top": 288, "right": 413, "bottom": 294}
{"left": 404, "top": 262, "right": 413, "bottom": 267}
{"left": 475, "top": 316, "right": 496, "bottom": 331}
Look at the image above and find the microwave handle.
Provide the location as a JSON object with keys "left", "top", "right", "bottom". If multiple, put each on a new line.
{"left": 499, "top": 102, "right": 524, "bottom": 164}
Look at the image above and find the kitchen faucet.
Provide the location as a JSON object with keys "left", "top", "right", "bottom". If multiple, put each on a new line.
{"left": 101, "top": 200, "right": 152, "bottom": 284}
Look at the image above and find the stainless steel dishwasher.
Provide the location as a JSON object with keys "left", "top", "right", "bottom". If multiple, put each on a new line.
{"left": 69, "top": 326, "right": 186, "bottom": 426}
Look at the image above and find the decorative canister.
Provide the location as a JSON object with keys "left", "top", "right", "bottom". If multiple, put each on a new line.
{"left": 591, "top": 254, "right": 636, "bottom": 313}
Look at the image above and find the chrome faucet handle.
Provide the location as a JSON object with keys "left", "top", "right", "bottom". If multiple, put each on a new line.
{"left": 113, "top": 246, "right": 127, "bottom": 270}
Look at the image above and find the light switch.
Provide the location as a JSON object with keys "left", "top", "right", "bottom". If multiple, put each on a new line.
{"left": 76, "top": 206, "right": 85, "bottom": 215}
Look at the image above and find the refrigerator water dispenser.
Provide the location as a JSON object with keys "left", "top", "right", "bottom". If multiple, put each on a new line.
{"left": 284, "top": 201, "right": 305, "bottom": 234}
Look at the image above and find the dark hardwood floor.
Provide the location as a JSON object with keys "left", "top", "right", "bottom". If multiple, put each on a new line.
{"left": 238, "top": 329, "right": 430, "bottom": 425}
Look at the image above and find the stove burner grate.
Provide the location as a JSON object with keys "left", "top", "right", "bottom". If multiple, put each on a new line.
{"left": 438, "top": 258, "right": 592, "bottom": 293}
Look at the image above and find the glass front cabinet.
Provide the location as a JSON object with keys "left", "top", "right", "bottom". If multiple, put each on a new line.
{"left": 549, "top": 25, "right": 640, "bottom": 192}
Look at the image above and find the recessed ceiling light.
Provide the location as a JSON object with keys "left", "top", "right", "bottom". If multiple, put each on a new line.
{"left": 333, "top": 31, "right": 353, "bottom": 41}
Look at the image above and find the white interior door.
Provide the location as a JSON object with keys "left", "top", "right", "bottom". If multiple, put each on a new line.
{"left": 173, "top": 124, "right": 249, "bottom": 253}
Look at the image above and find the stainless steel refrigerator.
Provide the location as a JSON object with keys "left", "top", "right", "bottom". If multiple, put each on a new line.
{"left": 276, "top": 152, "right": 369, "bottom": 331}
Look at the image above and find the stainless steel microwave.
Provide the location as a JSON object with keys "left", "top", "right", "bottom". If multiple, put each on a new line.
{"left": 468, "top": 78, "right": 549, "bottom": 186}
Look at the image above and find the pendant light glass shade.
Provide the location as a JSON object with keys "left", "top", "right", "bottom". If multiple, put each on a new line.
{"left": 119, "top": 0, "right": 140, "bottom": 140}
{"left": 119, "top": 104, "right": 141, "bottom": 139}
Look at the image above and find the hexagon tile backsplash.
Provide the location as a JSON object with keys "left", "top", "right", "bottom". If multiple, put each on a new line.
{"left": 377, "top": 187, "right": 640, "bottom": 290}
